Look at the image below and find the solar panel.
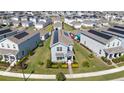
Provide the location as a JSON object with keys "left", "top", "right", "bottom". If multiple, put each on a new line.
{"left": 14, "top": 32, "right": 28, "bottom": 39}
{"left": 114, "top": 26, "right": 124, "bottom": 29}
{"left": 108, "top": 28, "right": 124, "bottom": 35}
{"left": 53, "top": 30, "right": 58, "bottom": 44}
{"left": 88, "top": 30, "right": 112, "bottom": 39}
{"left": 0, "top": 29, "right": 12, "bottom": 35}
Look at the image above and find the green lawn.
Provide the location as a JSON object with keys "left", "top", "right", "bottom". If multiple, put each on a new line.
{"left": 0, "top": 75, "right": 55, "bottom": 81}
{"left": 72, "top": 41, "right": 114, "bottom": 73}
{"left": 63, "top": 23, "right": 76, "bottom": 31}
{"left": 11, "top": 39, "right": 114, "bottom": 74}
{"left": 42, "top": 24, "right": 53, "bottom": 32}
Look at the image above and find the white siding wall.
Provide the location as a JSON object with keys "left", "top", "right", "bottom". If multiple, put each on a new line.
{"left": 51, "top": 43, "right": 67, "bottom": 62}
{"left": 0, "top": 39, "right": 19, "bottom": 51}
{"left": 80, "top": 34, "right": 106, "bottom": 57}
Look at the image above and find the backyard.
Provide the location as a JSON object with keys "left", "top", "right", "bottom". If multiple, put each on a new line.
{"left": 10, "top": 37, "right": 114, "bottom": 74}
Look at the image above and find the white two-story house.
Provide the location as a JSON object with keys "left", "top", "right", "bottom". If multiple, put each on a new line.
{"left": 0, "top": 30, "right": 40, "bottom": 64}
{"left": 50, "top": 29, "right": 74, "bottom": 63}
{"left": 80, "top": 30, "right": 123, "bottom": 59}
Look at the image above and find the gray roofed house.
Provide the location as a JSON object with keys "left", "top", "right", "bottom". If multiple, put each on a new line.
{"left": 50, "top": 29, "right": 73, "bottom": 47}
{"left": 0, "top": 30, "right": 40, "bottom": 64}
{"left": 7, "top": 30, "right": 39, "bottom": 44}
{"left": 81, "top": 30, "right": 116, "bottom": 45}
{"left": 50, "top": 29, "right": 74, "bottom": 63}
{"left": 80, "top": 29, "right": 123, "bottom": 59}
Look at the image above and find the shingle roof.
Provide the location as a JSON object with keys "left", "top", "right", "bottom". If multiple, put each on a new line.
{"left": 7, "top": 30, "right": 39, "bottom": 45}
{"left": 50, "top": 30, "right": 73, "bottom": 47}
{"left": 0, "top": 48, "right": 18, "bottom": 55}
{"left": 104, "top": 46, "right": 124, "bottom": 54}
{"left": 81, "top": 30, "right": 116, "bottom": 45}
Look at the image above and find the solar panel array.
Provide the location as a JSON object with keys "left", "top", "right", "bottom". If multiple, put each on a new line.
{"left": 14, "top": 32, "right": 29, "bottom": 39}
{"left": 88, "top": 30, "right": 112, "bottom": 39}
{"left": 53, "top": 30, "right": 59, "bottom": 44}
{"left": 0, "top": 29, "right": 12, "bottom": 35}
{"left": 114, "top": 26, "right": 124, "bottom": 29}
{"left": 108, "top": 28, "right": 124, "bottom": 35}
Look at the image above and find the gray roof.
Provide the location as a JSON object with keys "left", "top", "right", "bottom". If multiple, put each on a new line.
{"left": 104, "top": 46, "right": 124, "bottom": 54}
{"left": 81, "top": 30, "right": 117, "bottom": 45}
{"left": 7, "top": 30, "right": 39, "bottom": 45}
{"left": 0, "top": 48, "right": 18, "bottom": 55}
{"left": 54, "top": 22, "right": 62, "bottom": 28}
{"left": 50, "top": 30, "right": 73, "bottom": 47}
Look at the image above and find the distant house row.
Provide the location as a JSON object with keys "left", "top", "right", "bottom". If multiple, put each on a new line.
{"left": 80, "top": 25, "right": 124, "bottom": 59}
{"left": 0, "top": 16, "right": 52, "bottom": 29}
{"left": 64, "top": 16, "right": 109, "bottom": 29}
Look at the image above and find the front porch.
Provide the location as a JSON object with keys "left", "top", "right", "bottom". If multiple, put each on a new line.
{"left": 0, "top": 54, "right": 17, "bottom": 64}
{"left": 104, "top": 46, "right": 124, "bottom": 59}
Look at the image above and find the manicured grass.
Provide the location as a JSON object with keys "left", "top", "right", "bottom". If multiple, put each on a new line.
{"left": 68, "top": 70, "right": 124, "bottom": 81}
{"left": 42, "top": 24, "right": 53, "bottom": 32}
{"left": 63, "top": 23, "right": 76, "bottom": 31}
{"left": 72, "top": 41, "right": 114, "bottom": 73}
{"left": 11, "top": 38, "right": 69, "bottom": 74}
{"left": 11, "top": 39, "right": 114, "bottom": 74}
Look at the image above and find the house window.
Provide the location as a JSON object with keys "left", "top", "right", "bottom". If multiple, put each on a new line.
{"left": 57, "top": 47, "right": 62, "bottom": 51}
{"left": 57, "top": 57, "right": 64, "bottom": 60}
{"left": 108, "top": 44, "right": 110, "bottom": 47}
{"left": 1, "top": 43, "right": 4, "bottom": 47}
{"left": 99, "top": 50, "right": 102, "bottom": 54}
{"left": 13, "top": 45, "right": 16, "bottom": 49}
{"left": 7, "top": 44, "right": 10, "bottom": 48}
{"left": 4, "top": 35, "right": 6, "bottom": 38}
{"left": 117, "top": 42, "right": 120, "bottom": 46}
{"left": 113, "top": 42, "right": 115, "bottom": 46}
{"left": 22, "top": 51, "right": 25, "bottom": 56}
{"left": 84, "top": 41, "right": 86, "bottom": 45}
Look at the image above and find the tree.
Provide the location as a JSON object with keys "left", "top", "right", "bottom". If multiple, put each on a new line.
{"left": 56, "top": 72, "right": 66, "bottom": 81}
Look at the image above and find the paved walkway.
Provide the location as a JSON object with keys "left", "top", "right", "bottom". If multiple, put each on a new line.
{"left": 1, "top": 66, "right": 124, "bottom": 79}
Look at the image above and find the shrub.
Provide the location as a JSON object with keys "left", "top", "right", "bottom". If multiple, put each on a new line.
{"left": 88, "top": 53, "right": 94, "bottom": 58}
{"left": 61, "top": 63, "right": 68, "bottom": 68}
{"left": 51, "top": 64, "right": 58, "bottom": 68}
{"left": 71, "top": 63, "right": 79, "bottom": 68}
{"left": 29, "top": 51, "right": 35, "bottom": 56}
{"left": 56, "top": 72, "right": 66, "bottom": 81}
{"left": 38, "top": 61, "right": 44, "bottom": 65}
{"left": 101, "top": 56, "right": 112, "bottom": 65}
{"left": 38, "top": 41, "right": 44, "bottom": 47}
{"left": 20, "top": 63, "right": 28, "bottom": 69}
{"left": 82, "top": 61, "right": 90, "bottom": 67}
{"left": 112, "top": 55, "right": 124, "bottom": 63}
{"left": 17, "top": 56, "right": 28, "bottom": 65}
{"left": 46, "top": 59, "right": 52, "bottom": 68}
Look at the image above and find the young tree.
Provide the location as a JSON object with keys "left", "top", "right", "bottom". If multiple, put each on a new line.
{"left": 56, "top": 72, "right": 66, "bottom": 81}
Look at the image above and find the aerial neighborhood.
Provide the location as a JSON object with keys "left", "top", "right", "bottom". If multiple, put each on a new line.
{"left": 1, "top": 11, "right": 124, "bottom": 80}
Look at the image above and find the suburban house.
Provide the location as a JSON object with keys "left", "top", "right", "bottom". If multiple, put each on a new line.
{"left": 0, "top": 27, "right": 19, "bottom": 40}
{"left": 102, "top": 25, "right": 124, "bottom": 47}
{"left": 54, "top": 22, "right": 62, "bottom": 30}
{"left": 80, "top": 30, "right": 123, "bottom": 59}
{"left": 11, "top": 16, "right": 21, "bottom": 21}
{"left": 50, "top": 29, "right": 74, "bottom": 63}
{"left": 12, "top": 20, "right": 21, "bottom": 27}
{"left": 21, "top": 21, "right": 33, "bottom": 27}
{"left": 39, "top": 30, "right": 51, "bottom": 41}
{"left": 0, "top": 30, "right": 40, "bottom": 64}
